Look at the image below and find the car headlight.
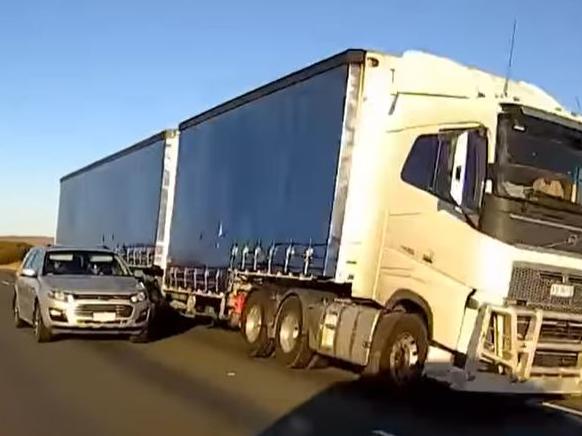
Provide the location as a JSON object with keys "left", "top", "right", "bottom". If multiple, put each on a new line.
{"left": 130, "top": 291, "right": 147, "bottom": 303}
{"left": 48, "top": 290, "right": 74, "bottom": 302}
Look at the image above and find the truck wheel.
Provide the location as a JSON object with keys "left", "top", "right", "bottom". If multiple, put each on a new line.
{"left": 33, "top": 302, "right": 52, "bottom": 343}
{"left": 13, "top": 292, "right": 26, "bottom": 328}
{"left": 375, "top": 313, "right": 428, "bottom": 389}
{"left": 275, "top": 296, "right": 313, "bottom": 368}
{"left": 241, "top": 291, "right": 274, "bottom": 357}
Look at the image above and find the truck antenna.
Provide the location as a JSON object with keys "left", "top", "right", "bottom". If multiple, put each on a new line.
{"left": 503, "top": 18, "right": 518, "bottom": 97}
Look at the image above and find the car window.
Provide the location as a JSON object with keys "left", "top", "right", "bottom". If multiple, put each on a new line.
{"left": 43, "top": 251, "right": 130, "bottom": 276}
{"left": 22, "top": 249, "right": 38, "bottom": 270}
{"left": 31, "top": 250, "right": 45, "bottom": 273}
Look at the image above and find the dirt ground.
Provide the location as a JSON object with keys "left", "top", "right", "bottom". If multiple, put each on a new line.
{"left": 0, "top": 236, "right": 51, "bottom": 267}
{"left": 0, "top": 236, "right": 53, "bottom": 245}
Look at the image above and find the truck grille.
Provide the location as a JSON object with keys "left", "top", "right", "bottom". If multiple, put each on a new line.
{"left": 540, "top": 319, "right": 582, "bottom": 343}
{"left": 508, "top": 265, "right": 582, "bottom": 313}
{"left": 533, "top": 351, "right": 579, "bottom": 368}
{"left": 517, "top": 312, "right": 582, "bottom": 373}
{"left": 75, "top": 304, "right": 133, "bottom": 318}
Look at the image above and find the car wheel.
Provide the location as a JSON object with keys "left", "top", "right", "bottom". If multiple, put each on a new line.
{"left": 274, "top": 296, "right": 313, "bottom": 368}
{"left": 12, "top": 292, "right": 26, "bottom": 328}
{"left": 33, "top": 301, "right": 52, "bottom": 343}
{"left": 241, "top": 291, "right": 274, "bottom": 357}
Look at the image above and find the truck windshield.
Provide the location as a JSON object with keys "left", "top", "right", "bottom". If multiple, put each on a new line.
{"left": 43, "top": 251, "right": 131, "bottom": 276}
{"left": 495, "top": 113, "right": 582, "bottom": 209}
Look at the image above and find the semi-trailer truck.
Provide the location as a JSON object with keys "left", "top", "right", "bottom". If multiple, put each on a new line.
{"left": 57, "top": 49, "right": 582, "bottom": 395}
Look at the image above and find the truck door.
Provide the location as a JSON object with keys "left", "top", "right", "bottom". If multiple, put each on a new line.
{"left": 379, "top": 128, "right": 488, "bottom": 349}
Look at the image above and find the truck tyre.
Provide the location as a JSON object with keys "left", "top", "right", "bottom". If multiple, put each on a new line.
{"left": 241, "top": 291, "right": 274, "bottom": 357}
{"left": 364, "top": 313, "right": 427, "bottom": 389}
{"left": 274, "top": 296, "right": 313, "bottom": 368}
{"left": 13, "top": 292, "right": 26, "bottom": 328}
{"left": 33, "top": 301, "right": 52, "bottom": 343}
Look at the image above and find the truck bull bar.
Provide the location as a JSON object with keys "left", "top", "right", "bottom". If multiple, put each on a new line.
{"left": 459, "top": 304, "right": 582, "bottom": 394}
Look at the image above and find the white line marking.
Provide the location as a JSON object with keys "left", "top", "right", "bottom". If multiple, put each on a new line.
{"left": 1, "top": 280, "right": 12, "bottom": 286}
{"left": 372, "top": 431, "right": 397, "bottom": 436}
{"left": 543, "top": 402, "right": 582, "bottom": 419}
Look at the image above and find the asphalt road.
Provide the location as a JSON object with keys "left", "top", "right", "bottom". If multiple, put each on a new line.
{"left": 0, "top": 271, "right": 581, "bottom": 436}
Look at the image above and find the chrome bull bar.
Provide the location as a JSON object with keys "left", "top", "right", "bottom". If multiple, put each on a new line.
{"left": 465, "top": 305, "right": 582, "bottom": 385}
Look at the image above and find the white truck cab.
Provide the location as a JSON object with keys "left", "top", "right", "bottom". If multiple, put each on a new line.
{"left": 332, "top": 51, "right": 582, "bottom": 394}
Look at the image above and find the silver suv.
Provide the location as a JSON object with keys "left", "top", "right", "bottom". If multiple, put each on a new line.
{"left": 13, "top": 246, "right": 151, "bottom": 342}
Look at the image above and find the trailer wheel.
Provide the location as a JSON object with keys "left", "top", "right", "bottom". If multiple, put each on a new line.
{"left": 372, "top": 313, "right": 428, "bottom": 389}
{"left": 275, "top": 296, "right": 313, "bottom": 368}
{"left": 241, "top": 291, "right": 274, "bottom": 357}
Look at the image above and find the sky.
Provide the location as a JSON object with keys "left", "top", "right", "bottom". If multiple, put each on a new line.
{"left": 0, "top": 0, "right": 581, "bottom": 236}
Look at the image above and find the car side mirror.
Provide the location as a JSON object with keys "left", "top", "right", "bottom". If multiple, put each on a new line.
{"left": 20, "top": 268, "right": 37, "bottom": 278}
{"left": 133, "top": 269, "right": 145, "bottom": 280}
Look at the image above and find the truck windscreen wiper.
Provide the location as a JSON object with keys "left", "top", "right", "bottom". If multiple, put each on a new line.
{"left": 543, "top": 234, "right": 580, "bottom": 249}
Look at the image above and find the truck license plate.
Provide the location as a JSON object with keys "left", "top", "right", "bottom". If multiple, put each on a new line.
{"left": 93, "top": 312, "right": 116, "bottom": 322}
{"left": 550, "top": 283, "right": 574, "bottom": 298}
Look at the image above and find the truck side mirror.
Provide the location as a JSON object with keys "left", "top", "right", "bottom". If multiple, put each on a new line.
{"left": 450, "top": 131, "right": 469, "bottom": 205}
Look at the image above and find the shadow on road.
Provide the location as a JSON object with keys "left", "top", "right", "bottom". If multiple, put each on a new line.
{"left": 258, "top": 378, "right": 580, "bottom": 436}
{"left": 53, "top": 305, "right": 200, "bottom": 343}
{"left": 147, "top": 304, "right": 203, "bottom": 342}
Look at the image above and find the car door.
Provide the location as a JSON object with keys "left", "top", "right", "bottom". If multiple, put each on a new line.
{"left": 27, "top": 249, "right": 45, "bottom": 317}
{"left": 16, "top": 249, "right": 38, "bottom": 322}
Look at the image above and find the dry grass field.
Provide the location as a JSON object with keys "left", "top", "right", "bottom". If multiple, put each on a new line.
{"left": 0, "top": 236, "right": 52, "bottom": 267}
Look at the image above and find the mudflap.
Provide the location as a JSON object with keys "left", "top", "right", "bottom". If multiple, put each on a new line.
{"left": 226, "top": 291, "right": 247, "bottom": 329}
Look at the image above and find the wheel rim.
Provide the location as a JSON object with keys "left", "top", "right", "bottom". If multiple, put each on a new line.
{"left": 279, "top": 312, "right": 300, "bottom": 354}
{"left": 244, "top": 305, "right": 262, "bottom": 343}
{"left": 388, "top": 332, "right": 419, "bottom": 384}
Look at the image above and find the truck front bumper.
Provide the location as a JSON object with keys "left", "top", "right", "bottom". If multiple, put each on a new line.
{"left": 449, "top": 305, "right": 582, "bottom": 395}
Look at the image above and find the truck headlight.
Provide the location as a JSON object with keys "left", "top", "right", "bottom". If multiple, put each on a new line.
{"left": 130, "top": 291, "right": 147, "bottom": 303}
{"left": 48, "top": 290, "right": 74, "bottom": 302}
